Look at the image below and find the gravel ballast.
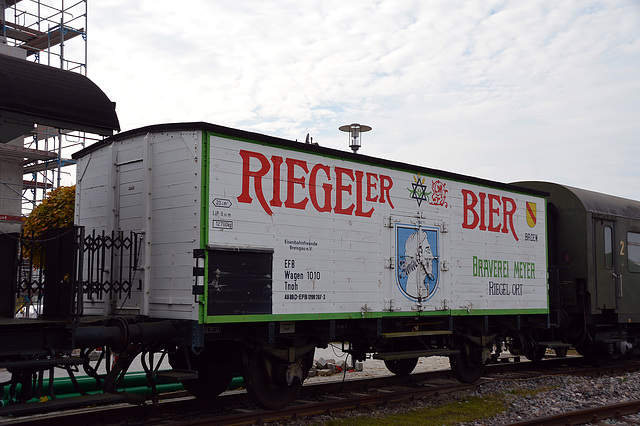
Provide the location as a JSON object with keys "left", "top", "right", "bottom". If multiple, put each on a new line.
{"left": 303, "top": 347, "right": 640, "bottom": 425}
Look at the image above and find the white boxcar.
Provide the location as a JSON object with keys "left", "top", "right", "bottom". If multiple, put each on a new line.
{"left": 74, "top": 123, "right": 548, "bottom": 323}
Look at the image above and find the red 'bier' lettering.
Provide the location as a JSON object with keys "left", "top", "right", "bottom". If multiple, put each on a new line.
{"left": 462, "top": 188, "right": 518, "bottom": 241}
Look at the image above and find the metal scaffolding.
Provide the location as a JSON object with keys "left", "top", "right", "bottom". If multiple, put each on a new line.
{"left": 1, "top": 0, "right": 92, "bottom": 214}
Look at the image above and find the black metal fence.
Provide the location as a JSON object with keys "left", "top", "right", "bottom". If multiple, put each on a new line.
{"left": 82, "top": 228, "right": 140, "bottom": 301}
{"left": 0, "top": 226, "right": 141, "bottom": 320}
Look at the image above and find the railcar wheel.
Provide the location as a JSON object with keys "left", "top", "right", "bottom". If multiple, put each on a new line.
{"left": 169, "top": 347, "right": 234, "bottom": 398}
{"left": 244, "top": 350, "right": 314, "bottom": 409}
{"left": 449, "top": 338, "right": 485, "bottom": 383}
{"left": 384, "top": 357, "right": 418, "bottom": 376}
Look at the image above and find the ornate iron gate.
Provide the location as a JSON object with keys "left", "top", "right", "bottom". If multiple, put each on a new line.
{"left": 1, "top": 226, "right": 141, "bottom": 319}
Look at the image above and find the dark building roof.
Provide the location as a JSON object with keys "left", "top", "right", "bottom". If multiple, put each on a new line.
{"left": 0, "top": 54, "right": 120, "bottom": 142}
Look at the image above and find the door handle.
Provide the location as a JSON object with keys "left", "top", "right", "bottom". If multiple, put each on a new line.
{"left": 612, "top": 273, "right": 623, "bottom": 298}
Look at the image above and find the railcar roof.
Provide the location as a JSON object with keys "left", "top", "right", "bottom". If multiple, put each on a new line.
{"left": 566, "top": 184, "right": 640, "bottom": 219}
{"left": 516, "top": 181, "right": 640, "bottom": 220}
{"left": 73, "top": 121, "right": 547, "bottom": 197}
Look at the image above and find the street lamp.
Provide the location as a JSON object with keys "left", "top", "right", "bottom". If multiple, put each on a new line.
{"left": 339, "top": 123, "right": 371, "bottom": 153}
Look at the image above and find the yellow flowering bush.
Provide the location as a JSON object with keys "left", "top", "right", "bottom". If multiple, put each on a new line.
{"left": 22, "top": 185, "right": 76, "bottom": 268}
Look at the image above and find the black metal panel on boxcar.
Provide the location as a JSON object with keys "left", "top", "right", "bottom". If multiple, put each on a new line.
{"left": 207, "top": 247, "right": 273, "bottom": 315}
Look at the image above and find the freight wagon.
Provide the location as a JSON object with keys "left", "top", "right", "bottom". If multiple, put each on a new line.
{"left": 71, "top": 122, "right": 549, "bottom": 408}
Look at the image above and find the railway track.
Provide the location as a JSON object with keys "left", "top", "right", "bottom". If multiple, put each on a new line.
{"left": 2, "top": 357, "right": 639, "bottom": 425}
{"left": 508, "top": 399, "right": 640, "bottom": 426}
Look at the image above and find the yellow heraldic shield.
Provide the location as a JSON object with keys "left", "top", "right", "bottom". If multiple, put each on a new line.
{"left": 526, "top": 202, "right": 537, "bottom": 228}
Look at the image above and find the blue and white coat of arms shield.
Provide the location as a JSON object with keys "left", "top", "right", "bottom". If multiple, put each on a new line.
{"left": 395, "top": 224, "right": 440, "bottom": 302}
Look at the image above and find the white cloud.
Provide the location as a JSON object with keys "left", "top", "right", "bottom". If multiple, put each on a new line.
{"left": 86, "top": 0, "right": 640, "bottom": 199}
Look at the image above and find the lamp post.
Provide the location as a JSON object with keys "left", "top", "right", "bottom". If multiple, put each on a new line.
{"left": 339, "top": 123, "right": 371, "bottom": 153}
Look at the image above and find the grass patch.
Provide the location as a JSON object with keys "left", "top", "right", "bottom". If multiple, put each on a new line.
{"left": 316, "top": 382, "right": 557, "bottom": 425}
{"left": 322, "top": 393, "right": 510, "bottom": 426}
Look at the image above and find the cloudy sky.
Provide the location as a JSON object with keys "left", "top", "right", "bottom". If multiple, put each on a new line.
{"left": 83, "top": 1, "right": 639, "bottom": 199}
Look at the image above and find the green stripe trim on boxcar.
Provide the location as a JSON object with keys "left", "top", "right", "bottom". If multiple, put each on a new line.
{"left": 205, "top": 311, "right": 448, "bottom": 323}
{"left": 199, "top": 132, "right": 212, "bottom": 323}
{"left": 449, "top": 308, "right": 548, "bottom": 316}
{"left": 204, "top": 308, "right": 548, "bottom": 324}
{"left": 545, "top": 209, "right": 551, "bottom": 313}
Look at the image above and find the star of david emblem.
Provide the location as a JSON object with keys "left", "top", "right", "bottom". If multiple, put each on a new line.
{"left": 409, "top": 179, "right": 430, "bottom": 206}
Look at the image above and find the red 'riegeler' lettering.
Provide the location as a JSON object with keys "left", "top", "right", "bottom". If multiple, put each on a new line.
{"left": 270, "top": 155, "right": 284, "bottom": 208}
{"left": 309, "top": 164, "right": 332, "bottom": 212}
{"left": 366, "top": 172, "right": 378, "bottom": 202}
{"left": 355, "top": 171, "right": 373, "bottom": 218}
{"left": 380, "top": 175, "right": 394, "bottom": 208}
{"left": 334, "top": 167, "right": 354, "bottom": 215}
{"left": 284, "top": 158, "right": 308, "bottom": 210}
{"left": 237, "top": 149, "right": 394, "bottom": 217}
{"left": 238, "top": 150, "right": 273, "bottom": 215}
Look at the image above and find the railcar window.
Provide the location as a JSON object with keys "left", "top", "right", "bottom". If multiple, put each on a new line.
{"left": 627, "top": 232, "right": 640, "bottom": 273}
{"left": 604, "top": 226, "right": 613, "bottom": 269}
